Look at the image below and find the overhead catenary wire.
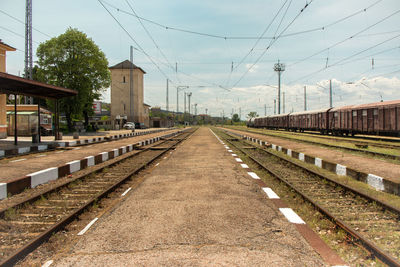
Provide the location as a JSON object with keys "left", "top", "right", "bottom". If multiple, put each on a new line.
{"left": 288, "top": 33, "right": 400, "bottom": 84}
{"left": 0, "top": 9, "right": 51, "bottom": 38}
{"left": 98, "top": 0, "right": 379, "bottom": 42}
{"left": 124, "top": 0, "right": 177, "bottom": 76}
{"left": 288, "top": 7, "right": 400, "bottom": 68}
{"left": 230, "top": 0, "right": 315, "bottom": 88}
{"left": 98, "top": 0, "right": 173, "bottom": 83}
{"left": 232, "top": 0, "right": 290, "bottom": 72}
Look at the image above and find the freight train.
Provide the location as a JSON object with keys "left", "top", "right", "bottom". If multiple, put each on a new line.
{"left": 247, "top": 100, "right": 400, "bottom": 136}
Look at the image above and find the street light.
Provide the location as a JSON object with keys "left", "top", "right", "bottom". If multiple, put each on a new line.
{"left": 176, "top": 86, "right": 189, "bottom": 114}
{"left": 274, "top": 61, "right": 285, "bottom": 114}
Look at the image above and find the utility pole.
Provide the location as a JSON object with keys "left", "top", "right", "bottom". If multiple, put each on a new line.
{"left": 304, "top": 86, "right": 307, "bottom": 111}
{"left": 205, "top": 108, "right": 208, "bottom": 115}
{"left": 176, "top": 86, "right": 188, "bottom": 114}
{"left": 329, "top": 79, "right": 333, "bottom": 108}
{"left": 274, "top": 99, "right": 276, "bottom": 114}
{"left": 129, "top": 46, "right": 134, "bottom": 122}
{"left": 264, "top": 104, "right": 266, "bottom": 116}
{"left": 187, "top": 92, "right": 192, "bottom": 124}
{"left": 283, "top": 92, "right": 285, "bottom": 113}
{"left": 166, "top": 79, "right": 169, "bottom": 111}
{"left": 273, "top": 61, "right": 285, "bottom": 114}
{"left": 25, "top": 0, "right": 33, "bottom": 104}
{"left": 184, "top": 92, "right": 186, "bottom": 119}
{"left": 239, "top": 107, "right": 241, "bottom": 120}
{"left": 194, "top": 103, "right": 197, "bottom": 116}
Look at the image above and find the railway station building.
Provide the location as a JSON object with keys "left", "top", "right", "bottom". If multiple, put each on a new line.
{"left": 109, "top": 60, "right": 150, "bottom": 129}
{"left": 0, "top": 40, "right": 16, "bottom": 138}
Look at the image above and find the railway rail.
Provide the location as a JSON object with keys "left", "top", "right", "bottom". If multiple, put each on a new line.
{"left": 227, "top": 127, "right": 400, "bottom": 161}
{"left": 214, "top": 128, "right": 400, "bottom": 266}
{"left": 0, "top": 128, "right": 196, "bottom": 266}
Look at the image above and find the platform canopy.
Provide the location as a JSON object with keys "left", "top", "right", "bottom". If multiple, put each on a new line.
{"left": 0, "top": 72, "right": 77, "bottom": 99}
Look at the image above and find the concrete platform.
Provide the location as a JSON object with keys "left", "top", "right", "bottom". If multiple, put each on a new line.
{"left": 0, "top": 129, "right": 183, "bottom": 199}
{"left": 0, "top": 128, "right": 169, "bottom": 158}
{"left": 50, "top": 127, "right": 345, "bottom": 266}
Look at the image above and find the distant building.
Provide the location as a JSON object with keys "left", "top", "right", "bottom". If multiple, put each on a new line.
{"left": 109, "top": 60, "right": 149, "bottom": 129}
{"left": 6, "top": 105, "right": 52, "bottom": 136}
{"left": 0, "top": 40, "right": 16, "bottom": 138}
{"left": 149, "top": 107, "right": 174, "bottom": 128}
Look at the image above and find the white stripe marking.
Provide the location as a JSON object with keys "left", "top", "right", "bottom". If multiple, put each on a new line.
{"left": 36, "top": 154, "right": 46, "bottom": 158}
{"left": 235, "top": 158, "right": 243, "bottom": 162}
{"left": 55, "top": 150, "right": 64, "bottom": 153}
{"left": 0, "top": 183, "right": 7, "bottom": 200}
{"left": 11, "top": 158, "right": 27, "bottom": 163}
{"left": 231, "top": 154, "right": 237, "bottom": 156}
{"left": 18, "top": 147, "right": 30, "bottom": 154}
{"left": 155, "top": 163, "right": 160, "bottom": 167}
{"left": 279, "top": 208, "right": 305, "bottom": 224}
{"left": 42, "top": 260, "right": 54, "bottom": 267}
{"left": 121, "top": 187, "right": 132, "bottom": 196}
{"left": 73, "top": 147, "right": 81, "bottom": 150}
{"left": 227, "top": 150, "right": 233, "bottom": 152}
{"left": 262, "top": 187, "right": 280, "bottom": 199}
{"left": 247, "top": 172, "right": 260, "bottom": 179}
{"left": 163, "top": 157, "right": 167, "bottom": 159}
{"left": 240, "top": 164, "right": 249, "bottom": 168}
{"left": 336, "top": 164, "right": 347, "bottom": 176}
{"left": 77, "top": 217, "right": 98, "bottom": 235}
{"left": 315, "top": 157, "right": 322, "bottom": 168}
{"left": 367, "top": 174, "right": 385, "bottom": 191}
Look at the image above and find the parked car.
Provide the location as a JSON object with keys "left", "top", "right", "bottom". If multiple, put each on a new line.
{"left": 123, "top": 122, "right": 135, "bottom": 130}
{"left": 135, "top": 122, "right": 147, "bottom": 129}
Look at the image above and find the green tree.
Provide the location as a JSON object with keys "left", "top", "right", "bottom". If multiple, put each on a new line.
{"left": 232, "top": 113, "right": 240, "bottom": 122}
{"left": 247, "top": 111, "right": 258, "bottom": 119}
{"left": 36, "top": 28, "right": 110, "bottom": 131}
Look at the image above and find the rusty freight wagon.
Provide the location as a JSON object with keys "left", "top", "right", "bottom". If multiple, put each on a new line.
{"left": 328, "top": 100, "right": 400, "bottom": 136}
{"left": 289, "top": 108, "right": 330, "bottom": 133}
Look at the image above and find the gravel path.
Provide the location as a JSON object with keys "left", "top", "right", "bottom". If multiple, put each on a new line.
{"left": 51, "top": 127, "right": 324, "bottom": 266}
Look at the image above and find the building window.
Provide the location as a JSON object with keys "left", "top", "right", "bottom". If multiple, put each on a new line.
{"left": 362, "top": 110, "right": 367, "bottom": 116}
{"left": 353, "top": 111, "right": 357, "bottom": 116}
{"left": 123, "top": 76, "right": 126, "bottom": 83}
{"left": 334, "top": 112, "right": 338, "bottom": 117}
{"left": 373, "top": 109, "right": 378, "bottom": 116}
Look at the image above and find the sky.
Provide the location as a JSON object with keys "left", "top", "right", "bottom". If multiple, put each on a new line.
{"left": 1, "top": 0, "right": 400, "bottom": 118}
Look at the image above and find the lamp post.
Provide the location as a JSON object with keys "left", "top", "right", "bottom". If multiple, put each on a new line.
{"left": 176, "top": 86, "right": 189, "bottom": 114}
{"left": 273, "top": 61, "right": 285, "bottom": 114}
{"left": 187, "top": 92, "right": 192, "bottom": 125}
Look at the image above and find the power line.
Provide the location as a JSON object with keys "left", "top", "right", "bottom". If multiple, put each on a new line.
{"left": 232, "top": 0, "right": 290, "bottom": 72}
{"left": 0, "top": 25, "right": 40, "bottom": 44}
{"left": 0, "top": 9, "right": 51, "bottom": 38}
{"left": 289, "top": 33, "right": 400, "bottom": 84}
{"left": 289, "top": 7, "right": 400, "bottom": 68}
{"left": 99, "top": 0, "right": 373, "bottom": 42}
{"left": 231, "top": 0, "right": 315, "bottom": 88}
{"left": 124, "top": 0, "right": 176, "bottom": 74}
{"left": 98, "top": 0, "right": 172, "bottom": 82}
{"left": 99, "top": 0, "right": 229, "bottom": 92}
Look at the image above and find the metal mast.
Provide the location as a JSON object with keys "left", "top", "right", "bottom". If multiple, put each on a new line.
{"left": 130, "top": 46, "right": 134, "bottom": 121}
{"left": 273, "top": 61, "right": 285, "bottom": 114}
{"left": 25, "top": 0, "right": 33, "bottom": 104}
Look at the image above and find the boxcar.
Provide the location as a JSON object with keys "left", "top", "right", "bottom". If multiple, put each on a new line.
{"left": 289, "top": 108, "right": 331, "bottom": 133}
{"left": 266, "top": 113, "right": 290, "bottom": 129}
{"left": 328, "top": 100, "right": 400, "bottom": 136}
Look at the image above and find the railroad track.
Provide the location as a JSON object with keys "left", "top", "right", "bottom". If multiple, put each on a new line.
{"left": 0, "top": 128, "right": 196, "bottom": 266}
{"left": 226, "top": 127, "right": 400, "bottom": 161}
{"left": 215, "top": 128, "right": 400, "bottom": 266}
